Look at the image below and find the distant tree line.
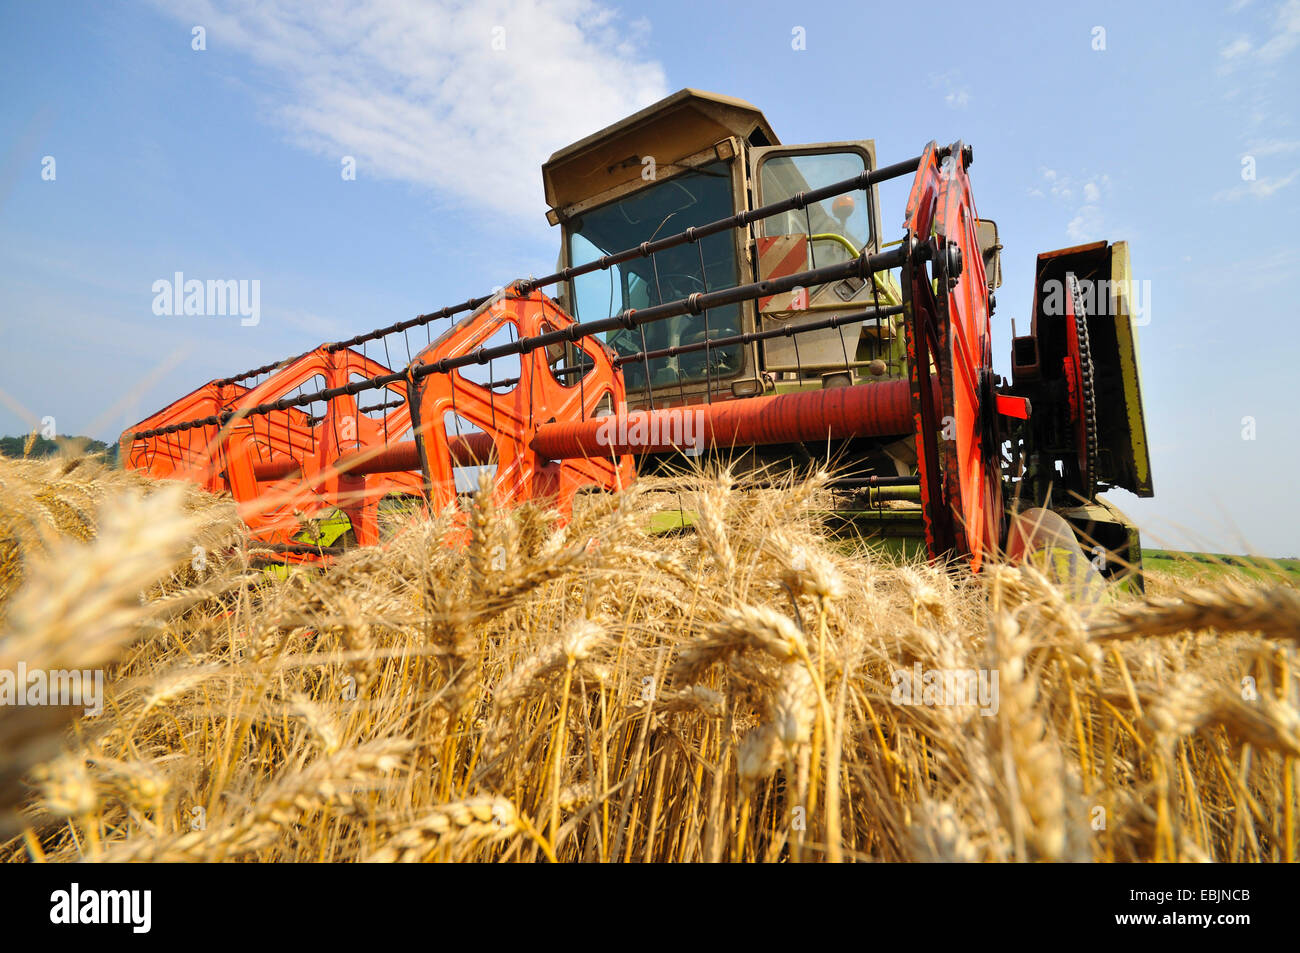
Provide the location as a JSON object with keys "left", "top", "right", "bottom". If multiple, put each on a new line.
{"left": 0, "top": 434, "right": 121, "bottom": 465}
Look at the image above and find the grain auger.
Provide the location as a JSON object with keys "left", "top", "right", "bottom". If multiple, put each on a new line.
{"left": 123, "top": 90, "right": 1153, "bottom": 583}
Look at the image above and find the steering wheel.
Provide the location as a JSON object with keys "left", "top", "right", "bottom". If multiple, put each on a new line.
{"left": 607, "top": 326, "right": 642, "bottom": 357}
{"left": 606, "top": 272, "right": 708, "bottom": 359}
{"left": 657, "top": 272, "right": 706, "bottom": 303}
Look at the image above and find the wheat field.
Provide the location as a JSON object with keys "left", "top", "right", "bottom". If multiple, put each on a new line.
{"left": 0, "top": 451, "right": 1297, "bottom": 863}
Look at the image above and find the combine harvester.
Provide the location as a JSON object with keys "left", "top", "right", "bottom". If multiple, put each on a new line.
{"left": 122, "top": 90, "right": 1153, "bottom": 585}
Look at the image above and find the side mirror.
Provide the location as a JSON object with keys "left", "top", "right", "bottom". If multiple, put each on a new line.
{"left": 976, "top": 219, "right": 1002, "bottom": 290}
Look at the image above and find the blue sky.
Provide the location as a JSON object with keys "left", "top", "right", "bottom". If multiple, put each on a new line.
{"left": 1, "top": 0, "right": 1297, "bottom": 556}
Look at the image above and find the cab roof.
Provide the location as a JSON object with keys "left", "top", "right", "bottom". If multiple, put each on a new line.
{"left": 541, "top": 89, "right": 780, "bottom": 214}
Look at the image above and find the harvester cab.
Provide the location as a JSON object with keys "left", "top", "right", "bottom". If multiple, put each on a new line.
{"left": 544, "top": 90, "right": 899, "bottom": 405}
{"left": 122, "top": 88, "right": 1154, "bottom": 587}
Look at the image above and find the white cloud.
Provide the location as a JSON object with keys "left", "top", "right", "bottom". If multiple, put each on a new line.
{"left": 1213, "top": 167, "right": 1300, "bottom": 199}
{"left": 928, "top": 71, "right": 971, "bottom": 110}
{"left": 1219, "top": 0, "right": 1300, "bottom": 70}
{"left": 149, "top": 0, "right": 668, "bottom": 223}
{"left": 1220, "top": 36, "right": 1253, "bottom": 60}
{"left": 1028, "top": 168, "right": 1110, "bottom": 241}
{"left": 1246, "top": 137, "right": 1300, "bottom": 154}
{"left": 1066, "top": 205, "right": 1103, "bottom": 242}
{"left": 1218, "top": 244, "right": 1300, "bottom": 285}
{"left": 1258, "top": 0, "right": 1300, "bottom": 59}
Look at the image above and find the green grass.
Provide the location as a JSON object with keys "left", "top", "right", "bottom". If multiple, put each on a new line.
{"left": 1143, "top": 548, "right": 1300, "bottom": 582}
{"left": 647, "top": 509, "right": 696, "bottom": 534}
{"left": 647, "top": 508, "right": 1298, "bottom": 586}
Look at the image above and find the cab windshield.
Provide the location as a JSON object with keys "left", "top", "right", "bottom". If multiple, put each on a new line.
{"left": 567, "top": 160, "right": 742, "bottom": 389}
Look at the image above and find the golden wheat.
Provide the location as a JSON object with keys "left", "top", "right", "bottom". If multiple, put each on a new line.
{"left": 0, "top": 451, "right": 1296, "bottom": 862}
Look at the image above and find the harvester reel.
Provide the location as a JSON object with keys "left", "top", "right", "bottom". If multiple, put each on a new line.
{"left": 901, "top": 141, "right": 1005, "bottom": 572}
{"left": 121, "top": 128, "right": 1115, "bottom": 579}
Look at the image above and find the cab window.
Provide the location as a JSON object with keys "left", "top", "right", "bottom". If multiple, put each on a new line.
{"left": 567, "top": 160, "right": 742, "bottom": 389}
{"left": 758, "top": 151, "right": 872, "bottom": 263}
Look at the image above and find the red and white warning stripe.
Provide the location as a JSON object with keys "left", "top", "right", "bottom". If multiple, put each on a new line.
{"left": 756, "top": 234, "right": 809, "bottom": 311}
